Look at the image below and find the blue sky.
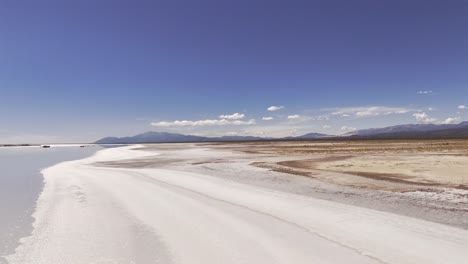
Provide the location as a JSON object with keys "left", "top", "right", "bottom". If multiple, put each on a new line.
{"left": 1, "top": 0, "right": 468, "bottom": 143}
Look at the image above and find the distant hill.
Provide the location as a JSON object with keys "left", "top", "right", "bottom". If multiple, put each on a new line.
{"left": 95, "top": 131, "right": 330, "bottom": 144}
{"left": 95, "top": 132, "right": 209, "bottom": 144}
{"left": 95, "top": 122, "right": 468, "bottom": 144}
{"left": 281, "top": 133, "right": 330, "bottom": 140}
{"left": 212, "top": 136, "right": 267, "bottom": 141}
{"left": 295, "top": 132, "right": 330, "bottom": 139}
{"left": 346, "top": 121, "right": 468, "bottom": 137}
{"left": 349, "top": 126, "right": 468, "bottom": 139}
{"left": 95, "top": 132, "right": 274, "bottom": 144}
{"left": 346, "top": 121, "right": 468, "bottom": 139}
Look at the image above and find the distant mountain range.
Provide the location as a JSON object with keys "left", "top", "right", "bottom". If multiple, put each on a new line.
{"left": 345, "top": 121, "right": 468, "bottom": 136}
{"left": 95, "top": 121, "right": 468, "bottom": 144}
{"left": 345, "top": 121, "right": 468, "bottom": 139}
{"left": 95, "top": 131, "right": 328, "bottom": 144}
{"left": 96, "top": 132, "right": 207, "bottom": 144}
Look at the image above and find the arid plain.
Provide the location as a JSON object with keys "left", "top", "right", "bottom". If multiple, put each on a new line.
{"left": 104, "top": 139, "right": 468, "bottom": 229}
{"left": 7, "top": 140, "right": 468, "bottom": 263}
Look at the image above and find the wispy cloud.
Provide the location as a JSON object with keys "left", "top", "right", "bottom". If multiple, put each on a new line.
{"left": 151, "top": 119, "right": 256, "bottom": 127}
{"left": 242, "top": 124, "right": 306, "bottom": 138}
{"left": 442, "top": 117, "right": 461, "bottom": 124}
{"left": 219, "top": 113, "right": 245, "bottom": 120}
{"left": 323, "top": 125, "right": 331, "bottom": 129}
{"left": 267, "top": 106, "right": 285, "bottom": 111}
{"left": 329, "top": 106, "right": 412, "bottom": 118}
{"left": 417, "top": 90, "right": 433, "bottom": 94}
{"left": 341, "top": 126, "right": 357, "bottom": 132}
{"left": 287, "top": 115, "right": 301, "bottom": 119}
{"left": 413, "top": 112, "right": 437, "bottom": 124}
{"left": 262, "top": 117, "right": 274, "bottom": 121}
{"left": 310, "top": 115, "right": 331, "bottom": 121}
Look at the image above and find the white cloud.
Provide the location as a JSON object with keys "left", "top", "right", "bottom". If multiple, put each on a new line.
{"left": 151, "top": 119, "right": 256, "bottom": 127}
{"left": 287, "top": 115, "right": 301, "bottom": 119}
{"left": 231, "top": 119, "right": 256, "bottom": 125}
{"left": 323, "top": 125, "right": 331, "bottom": 129}
{"left": 330, "top": 106, "right": 412, "bottom": 118}
{"left": 442, "top": 117, "right": 461, "bottom": 124}
{"left": 458, "top": 105, "right": 466, "bottom": 110}
{"left": 341, "top": 126, "right": 357, "bottom": 132}
{"left": 241, "top": 125, "right": 292, "bottom": 138}
{"left": 219, "top": 113, "right": 245, "bottom": 120}
{"left": 262, "top": 117, "right": 274, "bottom": 121}
{"left": 309, "top": 115, "right": 331, "bottom": 121}
{"left": 267, "top": 106, "right": 285, "bottom": 111}
{"left": 413, "top": 112, "right": 437, "bottom": 124}
{"left": 417, "top": 90, "right": 433, "bottom": 94}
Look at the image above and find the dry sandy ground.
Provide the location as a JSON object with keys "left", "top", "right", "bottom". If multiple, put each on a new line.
{"left": 215, "top": 139, "right": 468, "bottom": 190}
{"left": 7, "top": 144, "right": 468, "bottom": 264}
{"left": 129, "top": 140, "right": 468, "bottom": 228}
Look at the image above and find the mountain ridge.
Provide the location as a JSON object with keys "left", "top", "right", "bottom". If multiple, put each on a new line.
{"left": 95, "top": 131, "right": 329, "bottom": 144}
{"left": 95, "top": 121, "right": 468, "bottom": 144}
{"left": 346, "top": 121, "right": 468, "bottom": 136}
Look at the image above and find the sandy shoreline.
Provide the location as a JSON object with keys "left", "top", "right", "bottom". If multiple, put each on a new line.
{"left": 6, "top": 142, "right": 468, "bottom": 263}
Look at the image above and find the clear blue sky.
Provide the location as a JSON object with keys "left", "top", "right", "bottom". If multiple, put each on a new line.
{"left": 1, "top": 0, "right": 467, "bottom": 143}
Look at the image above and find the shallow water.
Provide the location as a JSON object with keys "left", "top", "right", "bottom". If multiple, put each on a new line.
{"left": 0, "top": 146, "right": 100, "bottom": 263}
